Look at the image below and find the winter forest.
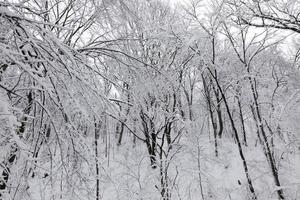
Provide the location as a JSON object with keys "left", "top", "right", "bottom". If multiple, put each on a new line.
{"left": 0, "top": 0, "right": 300, "bottom": 199}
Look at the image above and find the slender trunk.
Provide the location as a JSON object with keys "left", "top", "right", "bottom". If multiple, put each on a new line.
{"left": 188, "top": 102, "right": 193, "bottom": 121}
{"left": 150, "top": 120, "right": 157, "bottom": 165}
{"left": 209, "top": 69, "right": 257, "bottom": 199}
{"left": 197, "top": 144, "right": 205, "bottom": 200}
{"left": 133, "top": 119, "right": 137, "bottom": 147}
{"left": 249, "top": 77, "right": 284, "bottom": 199}
{"left": 165, "top": 120, "right": 172, "bottom": 147}
{"left": 265, "top": 121, "right": 275, "bottom": 160}
{"left": 237, "top": 96, "right": 247, "bottom": 146}
{"left": 202, "top": 75, "right": 218, "bottom": 157}
{"left": 140, "top": 111, "right": 156, "bottom": 168}
{"left": 212, "top": 84, "right": 223, "bottom": 138}
{"left": 216, "top": 108, "right": 223, "bottom": 138}
{"left": 103, "top": 114, "right": 108, "bottom": 158}
{"left": 94, "top": 118, "right": 100, "bottom": 200}
{"left": 250, "top": 104, "right": 263, "bottom": 146}
{"left": 178, "top": 70, "right": 184, "bottom": 119}
{"left": 117, "top": 122, "right": 124, "bottom": 146}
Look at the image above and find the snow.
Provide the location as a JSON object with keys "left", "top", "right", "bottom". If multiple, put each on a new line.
{"left": 0, "top": 0, "right": 300, "bottom": 199}
{"left": 0, "top": 6, "right": 19, "bottom": 18}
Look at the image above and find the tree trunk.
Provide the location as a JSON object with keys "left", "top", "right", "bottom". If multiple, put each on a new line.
{"left": 202, "top": 75, "right": 218, "bottom": 157}
{"left": 249, "top": 77, "right": 285, "bottom": 199}
{"left": 237, "top": 96, "right": 247, "bottom": 146}
{"left": 94, "top": 118, "right": 100, "bottom": 200}
{"left": 209, "top": 69, "right": 257, "bottom": 199}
